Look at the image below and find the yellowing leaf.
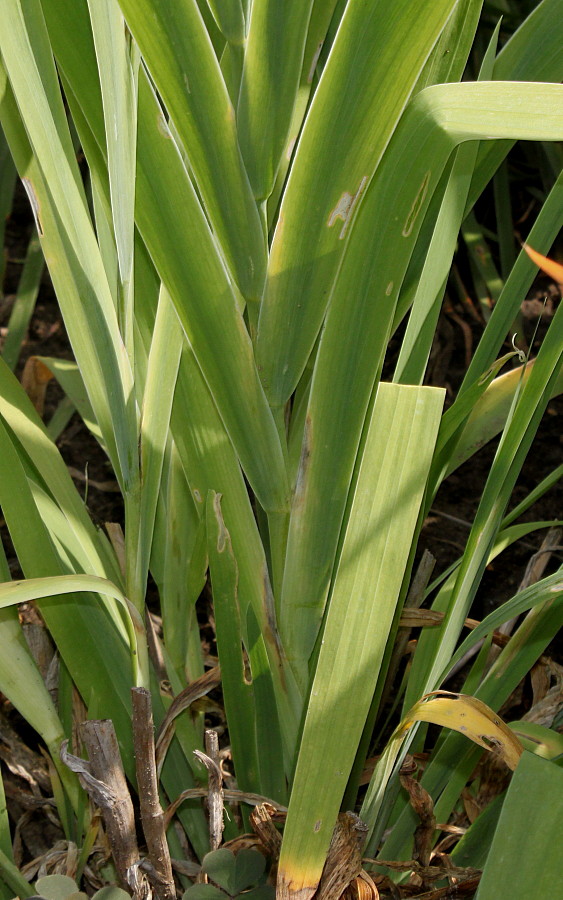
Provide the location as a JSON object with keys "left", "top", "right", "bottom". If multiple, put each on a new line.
{"left": 406, "top": 691, "right": 523, "bottom": 770}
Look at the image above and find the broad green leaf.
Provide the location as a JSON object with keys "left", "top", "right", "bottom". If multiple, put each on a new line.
{"left": 0, "top": 358, "right": 121, "bottom": 586}
{"left": 475, "top": 752, "right": 563, "bottom": 900}
{"left": 171, "top": 349, "right": 301, "bottom": 760}
{"left": 154, "top": 443, "right": 203, "bottom": 682}
{"left": 468, "top": 0, "right": 563, "bottom": 208}
{"left": 278, "top": 383, "right": 444, "bottom": 898}
{"left": 206, "top": 492, "right": 260, "bottom": 793}
{"left": 394, "top": 18, "right": 500, "bottom": 385}
{"left": 0, "top": 23, "right": 136, "bottom": 493}
{"left": 256, "top": 0, "right": 458, "bottom": 407}
{"left": 33, "top": 0, "right": 290, "bottom": 513}
{"left": 205, "top": 0, "right": 245, "bottom": 45}
{"left": 279, "top": 80, "right": 563, "bottom": 688}
{"left": 415, "top": 0, "right": 484, "bottom": 89}
{"left": 132, "top": 286, "right": 184, "bottom": 607}
{"left": 237, "top": 0, "right": 315, "bottom": 200}
{"left": 117, "top": 0, "right": 266, "bottom": 299}
{"left": 134, "top": 70, "right": 289, "bottom": 514}
{"left": 265, "top": 0, "right": 341, "bottom": 229}
{"left": 0, "top": 574, "right": 147, "bottom": 687}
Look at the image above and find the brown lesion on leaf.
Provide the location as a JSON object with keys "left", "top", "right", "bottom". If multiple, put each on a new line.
{"left": 327, "top": 176, "right": 368, "bottom": 239}
{"left": 212, "top": 491, "right": 229, "bottom": 553}
{"left": 402, "top": 171, "right": 430, "bottom": 237}
{"left": 292, "top": 413, "right": 313, "bottom": 512}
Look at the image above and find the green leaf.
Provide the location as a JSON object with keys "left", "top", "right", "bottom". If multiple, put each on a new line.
{"left": 237, "top": 0, "right": 315, "bottom": 200}
{"left": 0, "top": 3, "right": 137, "bottom": 491}
{"left": 278, "top": 383, "right": 444, "bottom": 896}
{"left": 134, "top": 70, "right": 289, "bottom": 514}
{"left": 0, "top": 847, "right": 33, "bottom": 899}
{"left": 256, "top": 0, "right": 459, "bottom": 407}
{"left": 206, "top": 494, "right": 260, "bottom": 793}
{"left": 202, "top": 848, "right": 238, "bottom": 893}
{"left": 35, "top": 875, "right": 80, "bottom": 900}
{"left": 92, "top": 888, "right": 132, "bottom": 900}
{"left": 232, "top": 848, "right": 267, "bottom": 892}
{"left": 239, "top": 888, "right": 275, "bottom": 900}
{"left": 183, "top": 886, "right": 227, "bottom": 900}
{"left": 117, "top": 0, "right": 266, "bottom": 299}
{"left": 206, "top": 0, "right": 245, "bottom": 45}
{"left": 475, "top": 752, "right": 563, "bottom": 899}
{"left": 278, "top": 79, "right": 563, "bottom": 693}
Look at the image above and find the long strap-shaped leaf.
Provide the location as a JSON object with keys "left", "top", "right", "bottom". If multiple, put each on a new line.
{"left": 207, "top": 493, "right": 260, "bottom": 794}
{"left": 403, "top": 286, "right": 563, "bottom": 712}
{"left": 0, "top": 592, "right": 80, "bottom": 815}
{"left": 0, "top": 418, "right": 137, "bottom": 774}
{"left": 256, "top": 0, "right": 458, "bottom": 407}
{"left": 277, "top": 383, "right": 444, "bottom": 900}
{"left": 135, "top": 71, "right": 289, "bottom": 513}
{"left": 237, "top": 0, "right": 315, "bottom": 201}
{"left": 117, "top": 0, "right": 266, "bottom": 300}
{"left": 377, "top": 579, "right": 563, "bottom": 861}
{"left": 14, "top": 0, "right": 290, "bottom": 515}
{"left": 0, "top": 359, "right": 123, "bottom": 585}
{"left": 279, "top": 80, "right": 563, "bottom": 691}
{"left": 467, "top": 0, "right": 563, "bottom": 210}
{"left": 87, "top": 0, "right": 138, "bottom": 359}
{"left": 205, "top": 0, "right": 245, "bottom": 45}
{"left": 0, "top": 3, "right": 136, "bottom": 492}
{"left": 170, "top": 348, "right": 302, "bottom": 759}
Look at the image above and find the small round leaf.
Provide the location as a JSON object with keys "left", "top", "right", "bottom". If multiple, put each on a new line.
{"left": 35, "top": 876, "right": 81, "bottom": 900}
{"left": 202, "top": 848, "right": 237, "bottom": 893}
{"left": 182, "top": 884, "right": 228, "bottom": 900}
{"left": 232, "top": 849, "right": 267, "bottom": 893}
{"left": 237, "top": 886, "right": 275, "bottom": 900}
{"left": 93, "top": 888, "right": 132, "bottom": 900}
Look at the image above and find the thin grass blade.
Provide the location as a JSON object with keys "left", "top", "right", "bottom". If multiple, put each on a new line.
{"left": 2, "top": 228, "right": 43, "bottom": 371}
